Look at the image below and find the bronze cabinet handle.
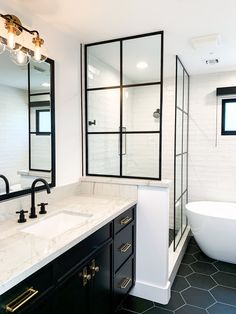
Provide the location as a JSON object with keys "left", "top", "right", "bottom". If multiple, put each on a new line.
{"left": 80, "top": 267, "right": 92, "bottom": 287}
{"left": 90, "top": 259, "right": 100, "bottom": 277}
{"left": 120, "top": 243, "right": 132, "bottom": 253}
{"left": 120, "top": 216, "right": 132, "bottom": 225}
{"left": 120, "top": 277, "right": 132, "bottom": 289}
{"left": 5, "top": 287, "right": 38, "bottom": 312}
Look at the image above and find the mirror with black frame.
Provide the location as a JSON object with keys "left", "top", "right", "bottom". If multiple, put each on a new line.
{"left": 0, "top": 50, "right": 55, "bottom": 200}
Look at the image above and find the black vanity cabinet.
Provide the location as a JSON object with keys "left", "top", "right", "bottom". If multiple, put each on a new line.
{"left": 53, "top": 243, "right": 112, "bottom": 314}
{"left": 0, "top": 205, "right": 136, "bottom": 314}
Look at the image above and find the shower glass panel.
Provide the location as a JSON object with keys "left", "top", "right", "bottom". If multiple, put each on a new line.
{"left": 88, "top": 134, "right": 120, "bottom": 175}
{"left": 87, "top": 42, "right": 120, "bottom": 88}
{"left": 175, "top": 199, "right": 182, "bottom": 245}
{"left": 123, "top": 85, "right": 160, "bottom": 132}
{"left": 122, "top": 134, "right": 160, "bottom": 178}
{"left": 182, "top": 192, "right": 187, "bottom": 230}
{"left": 174, "top": 56, "right": 189, "bottom": 250}
{"left": 183, "top": 153, "right": 187, "bottom": 192}
{"left": 184, "top": 72, "right": 189, "bottom": 112}
{"left": 87, "top": 89, "right": 120, "bottom": 132}
{"left": 123, "top": 35, "right": 162, "bottom": 85}
{"left": 183, "top": 114, "right": 188, "bottom": 153}
{"left": 176, "top": 109, "right": 183, "bottom": 155}
{"left": 85, "top": 32, "right": 163, "bottom": 180}
{"left": 177, "top": 59, "right": 184, "bottom": 110}
{"left": 175, "top": 155, "right": 182, "bottom": 200}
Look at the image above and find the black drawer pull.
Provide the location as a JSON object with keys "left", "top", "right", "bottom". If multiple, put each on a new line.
{"left": 120, "top": 216, "right": 132, "bottom": 226}
{"left": 5, "top": 287, "right": 38, "bottom": 312}
{"left": 120, "top": 243, "right": 132, "bottom": 253}
{"left": 120, "top": 277, "right": 132, "bottom": 289}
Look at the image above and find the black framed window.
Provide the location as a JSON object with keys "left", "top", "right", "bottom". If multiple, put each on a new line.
{"left": 84, "top": 31, "right": 164, "bottom": 180}
{"left": 221, "top": 98, "right": 236, "bottom": 135}
{"left": 36, "top": 109, "right": 51, "bottom": 135}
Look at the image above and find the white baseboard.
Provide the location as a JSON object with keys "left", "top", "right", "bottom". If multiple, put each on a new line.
{"left": 130, "top": 280, "right": 171, "bottom": 305}
{"left": 169, "top": 226, "right": 191, "bottom": 284}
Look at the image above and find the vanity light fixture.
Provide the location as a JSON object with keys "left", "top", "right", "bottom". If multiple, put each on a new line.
{"left": 136, "top": 61, "right": 148, "bottom": 69}
{"left": 0, "top": 13, "right": 46, "bottom": 65}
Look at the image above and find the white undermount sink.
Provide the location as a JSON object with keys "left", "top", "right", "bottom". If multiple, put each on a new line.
{"left": 21, "top": 211, "right": 92, "bottom": 239}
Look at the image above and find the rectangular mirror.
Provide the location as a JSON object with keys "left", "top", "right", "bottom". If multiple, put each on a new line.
{"left": 0, "top": 52, "right": 55, "bottom": 200}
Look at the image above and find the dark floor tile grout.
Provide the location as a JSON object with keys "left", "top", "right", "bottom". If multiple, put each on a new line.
{"left": 216, "top": 301, "right": 236, "bottom": 309}
{"left": 141, "top": 305, "right": 155, "bottom": 313}
{"left": 209, "top": 283, "right": 236, "bottom": 291}
{"left": 155, "top": 306, "right": 174, "bottom": 313}
{"left": 121, "top": 237, "right": 236, "bottom": 314}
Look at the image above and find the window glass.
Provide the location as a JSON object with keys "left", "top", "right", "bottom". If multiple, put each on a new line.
{"left": 224, "top": 101, "right": 236, "bottom": 132}
{"left": 36, "top": 110, "right": 51, "bottom": 133}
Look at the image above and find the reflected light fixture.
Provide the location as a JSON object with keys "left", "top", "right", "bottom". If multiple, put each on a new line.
{"left": 0, "top": 13, "right": 46, "bottom": 65}
{"left": 41, "top": 82, "right": 50, "bottom": 87}
{"left": 136, "top": 61, "right": 148, "bottom": 69}
{"left": 10, "top": 48, "right": 31, "bottom": 66}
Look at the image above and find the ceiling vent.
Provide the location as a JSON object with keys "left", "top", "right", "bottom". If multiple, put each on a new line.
{"left": 205, "top": 58, "right": 219, "bottom": 65}
{"left": 191, "top": 34, "right": 221, "bottom": 51}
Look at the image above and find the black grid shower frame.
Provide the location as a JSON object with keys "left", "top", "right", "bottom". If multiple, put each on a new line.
{"left": 84, "top": 31, "right": 164, "bottom": 180}
{"left": 173, "top": 56, "right": 190, "bottom": 251}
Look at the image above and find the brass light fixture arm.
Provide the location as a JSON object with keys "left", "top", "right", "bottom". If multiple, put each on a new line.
{"left": 0, "top": 13, "right": 40, "bottom": 37}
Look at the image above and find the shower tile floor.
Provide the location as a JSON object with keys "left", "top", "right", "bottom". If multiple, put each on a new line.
{"left": 118, "top": 237, "right": 236, "bottom": 314}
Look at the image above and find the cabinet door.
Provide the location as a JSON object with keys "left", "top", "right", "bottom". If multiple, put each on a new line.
{"left": 29, "top": 296, "right": 53, "bottom": 314}
{"left": 89, "top": 244, "right": 112, "bottom": 314}
{"left": 53, "top": 266, "right": 87, "bottom": 314}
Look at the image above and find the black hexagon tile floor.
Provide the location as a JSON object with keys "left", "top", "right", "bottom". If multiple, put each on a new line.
{"left": 119, "top": 237, "right": 236, "bottom": 314}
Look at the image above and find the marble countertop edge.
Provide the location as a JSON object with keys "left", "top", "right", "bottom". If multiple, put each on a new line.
{"left": 80, "top": 176, "right": 172, "bottom": 188}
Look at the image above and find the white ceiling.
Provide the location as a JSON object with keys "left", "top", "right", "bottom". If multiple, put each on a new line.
{"left": 1, "top": 0, "right": 236, "bottom": 75}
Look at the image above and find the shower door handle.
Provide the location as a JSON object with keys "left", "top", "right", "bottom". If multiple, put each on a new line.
{"left": 88, "top": 120, "right": 96, "bottom": 126}
{"left": 118, "top": 127, "right": 126, "bottom": 156}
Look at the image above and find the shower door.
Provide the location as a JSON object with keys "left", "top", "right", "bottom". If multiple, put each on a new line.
{"left": 174, "top": 56, "right": 189, "bottom": 250}
{"left": 85, "top": 32, "right": 164, "bottom": 180}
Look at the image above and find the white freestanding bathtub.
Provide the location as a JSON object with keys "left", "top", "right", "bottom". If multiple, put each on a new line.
{"left": 186, "top": 201, "right": 236, "bottom": 264}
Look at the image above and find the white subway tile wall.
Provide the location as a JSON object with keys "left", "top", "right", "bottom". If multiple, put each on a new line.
{"left": 0, "top": 85, "right": 28, "bottom": 191}
{"left": 189, "top": 71, "right": 236, "bottom": 203}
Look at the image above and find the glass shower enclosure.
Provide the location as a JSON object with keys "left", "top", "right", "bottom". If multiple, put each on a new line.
{"left": 174, "top": 56, "right": 190, "bottom": 250}
{"left": 84, "top": 32, "right": 164, "bottom": 180}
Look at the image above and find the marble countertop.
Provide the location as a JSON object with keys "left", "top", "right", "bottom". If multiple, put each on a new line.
{"left": 0, "top": 194, "right": 136, "bottom": 295}
{"left": 80, "top": 176, "right": 172, "bottom": 188}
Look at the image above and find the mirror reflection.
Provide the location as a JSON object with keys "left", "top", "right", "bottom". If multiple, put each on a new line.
{"left": 0, "top": 53, "right": 53, "bottom": 196}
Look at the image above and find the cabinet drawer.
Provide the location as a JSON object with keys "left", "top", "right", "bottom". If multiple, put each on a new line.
{"left": 114, "top": 223, "right": 134, "bottom": 271}
{"left": 114, "top": 258, "right": 134, "bottom": 309}
{"left": 114, "top": 206, "right": 135, "bottom": 234}
{"left": 54, "top": 223, "right": 112, "bottom": 281}
{"left": 0, "top": 265, "right": 53, "bottom": 314}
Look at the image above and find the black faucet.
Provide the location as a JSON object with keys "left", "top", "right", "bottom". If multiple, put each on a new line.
{"left": 30, "top": 178, "right": 51, "bottom": 219}
{"left": 0, "top": 175, "right": 10, "bottom": 194}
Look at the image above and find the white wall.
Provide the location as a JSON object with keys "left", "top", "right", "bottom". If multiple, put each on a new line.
{"left": 0, "top": 7, "right": 82, "bottom": 188}
{"left": 30, "top": 19, "right": 81, "bottom": 185}
{"left": 189, "top": 70, "right": 236, "bottom": 202}
{"left": 0, "top": 85, "right": 28, "bottom": 190}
